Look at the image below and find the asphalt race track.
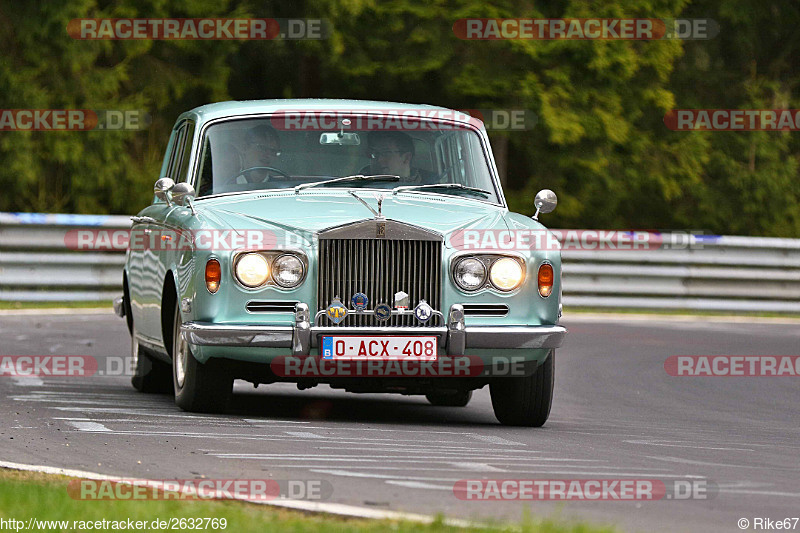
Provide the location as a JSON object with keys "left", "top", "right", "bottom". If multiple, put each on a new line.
{"left": 1, "top": 311, "right": 799, "bottom": 532}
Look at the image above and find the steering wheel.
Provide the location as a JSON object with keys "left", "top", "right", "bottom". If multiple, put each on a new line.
{"left": 225, "top": 166, "right": 291, "bottom": 184}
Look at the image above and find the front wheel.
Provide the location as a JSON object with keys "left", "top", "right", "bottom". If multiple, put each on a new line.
{"left": 172, "top": 305, "right": 233, "bottom": 413}
{"left": 490, "top": 351, "right": 554, "bottom": 427}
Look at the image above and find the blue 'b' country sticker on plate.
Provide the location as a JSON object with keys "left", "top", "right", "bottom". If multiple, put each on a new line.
{"left": 322, "top": 337, "right": 333, "bottom": 359}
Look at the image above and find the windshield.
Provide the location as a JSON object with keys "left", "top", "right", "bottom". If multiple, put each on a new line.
{"left": 195, "top": 116, "right": 500, "bottom": 203}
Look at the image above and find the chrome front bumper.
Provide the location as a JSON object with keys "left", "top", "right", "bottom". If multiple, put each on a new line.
{"left": 180, "top": 304, "right": 567, "bottom": 356}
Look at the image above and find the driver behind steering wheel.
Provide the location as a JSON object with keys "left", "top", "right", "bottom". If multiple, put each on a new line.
{"left": 238, "top": 125, "right": 283, "bottom": 183}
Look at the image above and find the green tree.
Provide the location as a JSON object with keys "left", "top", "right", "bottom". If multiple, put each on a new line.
{"left": 1, "top": 0, "right": 799, "bottom": 237}
{"left": 667, "top": 0, "right": 800, "bottom": 236}
{"left": 0, "top": 0, "right": 244, "bottom": 214}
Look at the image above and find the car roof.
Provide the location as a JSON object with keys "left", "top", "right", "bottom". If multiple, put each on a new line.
{"left": 176, "top": 99, "right": 484, "bottom": 129}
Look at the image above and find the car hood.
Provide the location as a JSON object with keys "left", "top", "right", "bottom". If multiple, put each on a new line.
{"left": 199, "top": 190, "right": 510, "bottom": 245}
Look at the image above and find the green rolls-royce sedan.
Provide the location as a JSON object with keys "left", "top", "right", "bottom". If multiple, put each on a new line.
{"left": 114, "top": 99, "right": 566, "bottom": 426}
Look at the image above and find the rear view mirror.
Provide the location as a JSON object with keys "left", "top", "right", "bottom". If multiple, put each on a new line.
{"left": 320, "top": 132, "right": 361, "bottom": 146}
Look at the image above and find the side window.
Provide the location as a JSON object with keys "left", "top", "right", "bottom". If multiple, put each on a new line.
{"left": 196, "top": 136, "right": 214, "bottom": 197}
{"left": 153, "top": 127, "right": 181, "bottom": 204}
{"left": 165, "top": 125, "right": 187, "bottom": 182}
{"left": 176, "top": 121, "right": 196, "bottom": 183}
{"left": 159, "top": 128, "right": 179, "bottom": 180}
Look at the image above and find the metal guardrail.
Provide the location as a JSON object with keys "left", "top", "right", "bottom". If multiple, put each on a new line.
{"left": 560, "top": 233, "right": 800, "bottom": 312}
{"left": 1, "top": 213, "right": 799, "bottom": 312}
{"left": 0, "top": 213, "right": 129, "bottom": 302}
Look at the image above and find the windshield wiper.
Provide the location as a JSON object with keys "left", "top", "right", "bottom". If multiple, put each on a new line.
{"left": 391, "top": 183, "right": 492, "bottom": 197}
{"left": 294, "top": 174, "right": 400, "bottom": 194}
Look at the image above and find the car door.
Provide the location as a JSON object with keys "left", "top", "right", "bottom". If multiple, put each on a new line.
{"left": 129, "top": 126, "right": 180, "bottom": 342}
{"left": 158, "top": 119, "right": 197, "bottom": 329}
{"left": 137, "top": 122, "right": 190, "bottom": 346}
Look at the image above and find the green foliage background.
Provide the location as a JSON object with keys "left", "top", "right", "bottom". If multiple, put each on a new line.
{"left": 0, "top": 0, "right": 798, "bottom": 236}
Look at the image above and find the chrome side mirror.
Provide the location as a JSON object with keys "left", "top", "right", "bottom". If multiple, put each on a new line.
{"left": 171, "top": 183, "right": 197, "bottom": 215}
{"left": 533, "top": 189, "right": 557, "bottom": 220}
{"left": 172, "top": 183, "right": 195, "bottom": 206}
{"left": 154, "top": 177, "right": 175, "bottom": 206}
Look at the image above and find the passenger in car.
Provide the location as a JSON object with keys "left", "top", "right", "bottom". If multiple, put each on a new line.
{"left": 365, "top": 131, "right": 435, "bottom": 184}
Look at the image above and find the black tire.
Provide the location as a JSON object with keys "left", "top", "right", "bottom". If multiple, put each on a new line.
{"left": 130, "top": 322, "right": 173, "bottom": 393}
{"left": 490, "top": 350, "right": 555, "bottom": 427}
{"left": 426, "top": 390, "right": 473, "bottom": 407}
{"left": 172, "top": 305, "right": 233, "bottom": 413}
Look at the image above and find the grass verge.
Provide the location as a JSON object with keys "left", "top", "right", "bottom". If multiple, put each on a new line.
{"left": 0, "top": 468, "right": 616, "bottom": 533}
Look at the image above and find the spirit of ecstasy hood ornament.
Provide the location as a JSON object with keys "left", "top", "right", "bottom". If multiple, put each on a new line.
{"left": 374, "top": 193, "right": 386, "bottom": 219}
{"left": 348, "top": 191, "right": 386, "bottom": 220}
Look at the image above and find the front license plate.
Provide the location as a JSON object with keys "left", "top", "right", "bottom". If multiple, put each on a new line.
{"left": 321, "top": 336, "right": 438, "bottom": 361}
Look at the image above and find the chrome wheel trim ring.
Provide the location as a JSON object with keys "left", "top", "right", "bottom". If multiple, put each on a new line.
{"left": 174, "top": 310, "right": 187, "bottom": 388}
{"left": 131, "top": 326, "right": 140, "bottom": 369}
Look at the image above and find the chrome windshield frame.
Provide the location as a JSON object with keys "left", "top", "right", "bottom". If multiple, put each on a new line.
{"left": 190, "top": 112, "right": 508, "bottom": 208}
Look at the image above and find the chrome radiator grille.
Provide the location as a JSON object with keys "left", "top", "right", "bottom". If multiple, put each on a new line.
{"left": 317, "top": 239, "right": 442, "bottom": 327}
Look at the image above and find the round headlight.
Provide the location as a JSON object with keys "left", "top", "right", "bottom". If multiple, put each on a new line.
{"left": 490, "top": 257, "right": 524, "bottom": 291}
{"left": 454, "top": 258, "right": 487, "bottom": 291}
{"left": 236, "top": 253, "right": 270, "bottom": 288}
{"left": 273, "top": 254, "right": 304, "bottom": 288}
